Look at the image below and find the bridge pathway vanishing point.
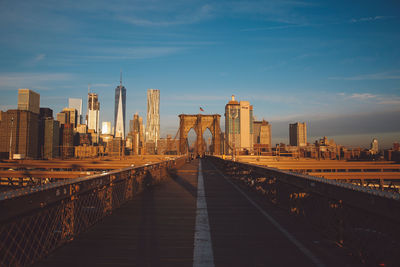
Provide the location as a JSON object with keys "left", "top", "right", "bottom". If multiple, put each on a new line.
{"left": 36, "top": 158, "right": 354, "bottom": 267}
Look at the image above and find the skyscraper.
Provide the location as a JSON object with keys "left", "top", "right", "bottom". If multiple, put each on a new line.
{"left": 114, "top": 74, "right": 126, "bottom": 138}
{"left": 44, "top": 118, "right": 60, "bottom": 159}
{"left": 0, "top": 109, "right": 39, "bottom": 159}
{"left": 59, "top": 108, "right": 78, "bottom": 128}
{"left": 225, "top": 95, "right": 240, "bottom": 154}
{"left": 239, "top": 100, "right": 253, "bottom": 150}
{"left": 68, "top": 98, "right": 83, "bottom": 124}
{"left": 146, "top": 89, "right": 160, "bottom": 147}
{"left": 130, "top": 113, "right": 145, "bottom": 155}
{"left": 225, "top": 95, "right": 253, "bottom": 154}
{"left": 102, "top": 121, "right": 112, "bottom": 135}
{"left": 18, "top": 89, "right": 40, "bottom": 114}
{"left": 289, "top": 122, "right": 307, "bottom": 147}
{"left": 370, "top": 138, "right": 379, "bottom": 154}
{"left": 87, "top": 92, "right": 100, "bottom": 135}
{"left": 253, "top": 120, "right": 271, "bottom": 148}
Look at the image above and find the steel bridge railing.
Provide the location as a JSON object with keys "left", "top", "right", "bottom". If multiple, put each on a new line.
{"left": 0, "top": 156, "right": 187, "bottom": 267}
{"left": 208, "top": 156, "right": 400, "bottom": 266}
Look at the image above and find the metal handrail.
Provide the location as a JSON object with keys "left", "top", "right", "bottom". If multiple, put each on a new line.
{"left": 208, "top": 155, "right": 400, "bottom": 266}
{"left": 0, "top": 156, "right": 187, "bottom": 266}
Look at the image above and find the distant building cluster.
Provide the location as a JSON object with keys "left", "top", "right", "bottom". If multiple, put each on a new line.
{"left": 220, "top": 95, "right": 398, "bottom": 161}
{"left": 0, "top": 86, "right": 398, "bottom": 162}
{"left": 0, "top": 79, "right": 171, "bottom": 159}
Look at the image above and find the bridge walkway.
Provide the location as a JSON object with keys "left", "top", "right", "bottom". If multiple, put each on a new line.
{"left": 36, "top": 159, "right": 354, "bottom": 267}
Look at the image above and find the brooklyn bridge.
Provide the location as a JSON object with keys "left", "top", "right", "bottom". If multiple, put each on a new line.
{"left": 1, "top": 152, "right": 399, "bottom": 267}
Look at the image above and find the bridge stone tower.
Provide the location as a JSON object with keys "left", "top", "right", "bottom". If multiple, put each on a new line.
{"left": 178, "top": 114, "right": 221, "bottom": 156}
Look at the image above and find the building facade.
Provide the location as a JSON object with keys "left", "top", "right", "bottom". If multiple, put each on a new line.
{"left": 253, "top": 120, "right": 271, "bottom": 150}
{"left": 68, "top": 98, "right": 83, "bottom": 124}
{"left": 225, "top": 95, "right": 240, "bottom": 154}
{"left": 60, "top": 123, "right": 74, "bottom": 158}
{"left": 102, "top": 121, "right": 112, "bottom": 135}
{"left": 18, "top": 89, "right": 40, "bottom": 114}
{"left": 146, "top": 89, "right": 160, "bottom": 149}
{"left": 38, "top": 108, "right": 54, "bottom": 159}
{"left": 289, "top": 122, "right": 307, "bottom": 147}
{"left": 87, "top": 93, "right": 100, "bottom": 141}
{"left": 130, "top": 113, "right": 145, "bottom": 155}
{"left": 44, "top": 118, "right": 60, "bottom": 159}
{"left": 239, "top": 100, "right": 253, "bottom": 151}
{"left": 114, "top": 80, "right": 126, "bottom": 138}
{"left": 62, "top": 108, "right": 78, "bottom": 128}
{"left": 225, "top": 95, "right": 253, "bottom": 154}
{"left": 370, "top": 138, "right": 379, "bottom": 154}
{"left": 0, "top": 110, "right": 39, "bottom": 159}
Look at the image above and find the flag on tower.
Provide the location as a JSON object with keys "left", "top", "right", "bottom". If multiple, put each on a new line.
{"left": 200, "top": 107, "right": 204, "bottom": 112}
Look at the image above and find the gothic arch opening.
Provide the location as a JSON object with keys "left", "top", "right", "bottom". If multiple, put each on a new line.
{"left": 187, "top": 128, "right": 197, "bottom": 154}
{"left": 178, "top": 114, "right": 221, "bottom": 156}
{"left": 203, "top": 128, "right": 212, "bottom": 154}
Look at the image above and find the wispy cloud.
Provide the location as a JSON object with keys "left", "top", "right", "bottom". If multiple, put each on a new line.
{"left": 329, "top": 70, "right": 400, "bottom": 80}
{"left": 248, "top": 94, "right": 303, "bottom": 105}
{"left": 91, "top": 83, "right": 113, "bottom": 88}
{"left": 118, "top": 4, "right": 214, "bottom": 27}
{"left": 241, "top": 23, "right": 310, "bottom": 32}
{"left": 338, "top": 92, "right": 400, "bottom": 106}
{"left": 378, "top": 99, "right": 400, "bottom": 105}
{"left": 23, "top": 53, "right": 47, "bottom": 67}
{"left": 378, "top": 96, "right": 400, "bottom": 105}
{"left": 349, "top": 93, "right": 377, "bottom": 100}
{"left": 34, "top": 53, "right": 46, "bottom": 62}
{"left": 40, "top": 96, "right": 67, "bottom": 101}
{"left": 350, "top": 16, "right": 395, "bottom": 23}
{"left": 0, "top": 72, "right": 74, "bottom": 90}
{"left": 166, "top": 95, "right": 227, "bottom": 101}
{"left": 337, "top": 92, "right": 378, "bottom": 101}
{"left": 76, "top": 46, "right": 187, "bottom": 61}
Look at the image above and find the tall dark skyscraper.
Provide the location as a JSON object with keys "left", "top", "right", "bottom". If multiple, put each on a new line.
{"left": 114, "top": 72, "right": 126, "bottom": 138}
{"left": 289, "top": 122, "right": 307, "bottom": 147}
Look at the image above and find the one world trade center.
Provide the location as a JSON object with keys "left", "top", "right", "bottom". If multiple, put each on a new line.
{"left": 114, "top": 72, "right": 126, "bottom": 138}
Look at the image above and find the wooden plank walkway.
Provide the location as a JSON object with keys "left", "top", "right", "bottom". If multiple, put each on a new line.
{"left": 36, "top": 159, "right": 356, "bottom": 267}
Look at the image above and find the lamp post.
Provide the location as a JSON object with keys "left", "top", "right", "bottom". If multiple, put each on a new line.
{"left": 230, "top": 109, "right": 238, "bottom": 161}
{"left": 9, "top": 117, "right": 14, "bottom": 160}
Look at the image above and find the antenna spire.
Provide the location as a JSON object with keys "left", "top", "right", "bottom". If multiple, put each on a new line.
{"left": 120, "top": 70, "right": 122, "bottom": 86}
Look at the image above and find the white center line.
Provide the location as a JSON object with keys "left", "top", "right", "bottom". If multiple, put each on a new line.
{"left": 193, "top": 160, "right": 215, "bottom": 267}
{"left": 210, "top": 161, "right": 326, "bottom": 267}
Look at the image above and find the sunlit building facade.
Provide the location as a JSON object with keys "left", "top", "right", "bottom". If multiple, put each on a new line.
{"left": 87, "top": 93, "right": 100, "bottom": 140}
{"left": 102, "top": 121, "right": 112, "bottom": 135}
{"left": 18, "top": 89, "right": 40, "bottom": 114}
{"left": 146, "top": 89, "right": 160, "bottom": 148}
{"left": 68, "top": 98, "right": 83, "bottom": 124}
{"left": 114, "top": 80, "right": 126, "bottom": 138}
{"left": 225, "top": 95, "right": 253, "bottom": 154}
{"left": 289, "top": 122, "right": 307, "bottom": 147}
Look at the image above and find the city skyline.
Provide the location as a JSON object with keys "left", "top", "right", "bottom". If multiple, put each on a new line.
{"left": 0, "top": 0, "right": 399, "bottom": 148}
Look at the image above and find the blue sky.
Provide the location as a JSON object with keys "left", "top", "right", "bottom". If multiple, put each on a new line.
{"left": 0, "top": 0, "right": 399, "bottom": 148}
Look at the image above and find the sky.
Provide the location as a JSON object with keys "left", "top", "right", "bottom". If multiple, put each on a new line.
{"left": 0, "top": 0, "right": 399, "bottom": 148}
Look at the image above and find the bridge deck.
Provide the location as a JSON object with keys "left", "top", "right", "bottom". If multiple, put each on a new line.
{"left": 36, "top": 159, "right": 354, "bottom": 267}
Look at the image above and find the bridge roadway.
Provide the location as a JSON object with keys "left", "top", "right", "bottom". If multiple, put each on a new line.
{"left": 36, "top": 158, "right": 354, "bottom": 267}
